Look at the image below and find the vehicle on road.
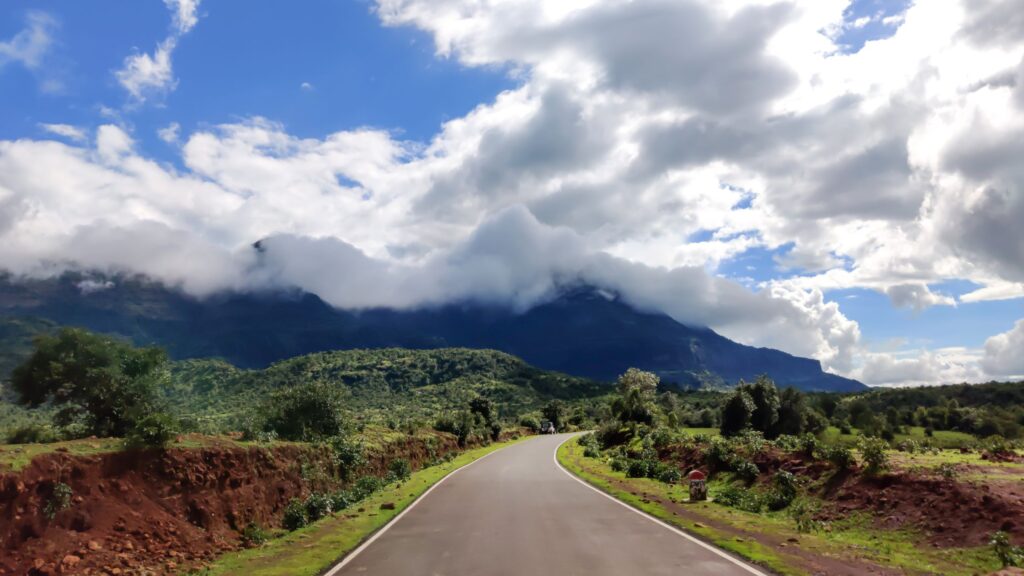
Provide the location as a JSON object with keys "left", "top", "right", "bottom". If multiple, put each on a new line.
{"left": 540, "top": 420, "right": 556, "bottom": 434}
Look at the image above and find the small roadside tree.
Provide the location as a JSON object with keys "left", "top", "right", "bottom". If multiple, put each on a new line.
{"left": 611, "top": 368, "right": 659, "bottom": 425}
{"left": 720, "top": 389, "right": 754, "bottom": 436}
{"left": 12, "top": 328, "right": 169, "bottom": 438}
{"left": 261, "top": 382, "right": 349, "bottom": 441}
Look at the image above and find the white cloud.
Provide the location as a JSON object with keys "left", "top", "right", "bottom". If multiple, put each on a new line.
{"left": 39, "top": 123, "right": 87, "bottom": 142}
{"left": 158, "top": 122, "right": 181, "bottom": 144}
{"left": 301, "top": 81, "right": 314, "bottom": 91}
{"left": 0, "top": 11, "right": 55, "bottom": 70}
{"left": 2, "top": 0, "right": 1024, "bottom": 387}
{"left": 983, "top": 319, "right": 1024, "bottom": 379}
{"left": 115, "top": 0, "right": 202, "bottom": 103}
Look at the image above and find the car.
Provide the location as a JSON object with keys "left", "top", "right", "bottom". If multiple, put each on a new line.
{"left": 540, "top": 420, "right": 556, "bottom": 434}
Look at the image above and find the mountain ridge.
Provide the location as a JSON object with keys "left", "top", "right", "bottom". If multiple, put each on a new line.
{"left": 0, "top": 273, "right": 865, "bottom": 392}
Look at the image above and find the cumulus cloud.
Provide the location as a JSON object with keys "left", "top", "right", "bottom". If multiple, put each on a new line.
{"left": 1, "top": 0, "right": 1024, "bottom": 386}
{"left": 983, "top": 319, "right": 1024, "bottom": 379}
{"left": 115, "top": 0, "right": 202, "bottom": 103}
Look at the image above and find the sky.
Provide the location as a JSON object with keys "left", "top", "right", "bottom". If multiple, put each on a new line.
{"left": 0, "top": 0, "right": 1022, "bottom": 387}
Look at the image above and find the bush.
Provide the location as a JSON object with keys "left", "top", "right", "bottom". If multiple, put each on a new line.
{"left": 44, "top": 482, "right": 73, "bottom": 520}
{"left": 938, "top": 462, "right": 960, "bottom": 481}
{"left": 388, "top": 458, "right": 412, "bottom": 482}
{"left": 733, "top": 459, "right": 760, "bottom": 484}
{"left": 657, "top": 466, "right": 682, "bottom": 484}
{"left": 715, "top": 485, "right": 762, "bottom": 513}
{"left": 352, "top": 475, "right": 384, "bottom": 500}
{"left": 704, "top": 437, "right": 734, "bottom": 471}
{"left": 823, "top": 445, "right": 855, "bottom": 470}
{"left": 595, "top": 420, "right": 630, "bottom": 449}
{"left": 764, "top": 471, "right": 798, "bottom": 510}
{"left": 5, "top": 423, "right": 58, "bottom": 444}
{"left": 858, "top": 436, "right": 890, "bottom": 475}
{"left": 649, "top": 426, "right": 675, "bottom": 449}
{"left": 125, "top": 412, "right": 178, "bottom": 449}
{"left": 241, "top": 523, "right": 269, "bottom": 546}
{"left": 282, "top": 498, "right": 308, "bottom": 531}
{"left": 330, "top": 490, "right": 355, "bottom": 511}
{"left": 790, "top": 500, "right": 822, "bottom": 533}
{"left": 329, "top": 437, "right": 366, "bottom": 482}
{"left": 578, "top": 433, "right": 602, "bottom": 458}
{"left": 519, "top": 415, "right": 541, "bottom": 432}
{"left": 797, "top": 434, "right": 820, "bottom": 458}
{"left": 305, "top": 492, "right": 333, "bottom": 522}
{"left": 626, "top": 458, "right": 656, "bottom": 478}
{"left": 262, "top": 383, "right": 348, "bottom": 441}
{"left": 991, "top": 531, "right": 1023, "bottom": 567}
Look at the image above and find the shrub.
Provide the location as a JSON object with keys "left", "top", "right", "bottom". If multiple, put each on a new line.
{"left": 764, "top": 471, "right": 798, "bottom": 510}
{"left": 282, "top": 498, "right": 308, "bottom": 531}
{"left": 388, "top": 458, "right": 412, "bottom": 482}
{"left": 790, "top": 500, "right": 822, "bottom": 533}
{"left": 329, "top": 437, "right": 366, "bottom": 482}
{"left": 124, "top": 412, "right": 178, "bottom": 449}
{"left": 305, "top": 492, "right": 333, "bottom": 522}
{"left": 938, "top": 462, "right": 960, "bottom": 481}
{"left": 626, "top": 458, "right": 656, "bottom": 479}
{"left": 858, "top": 436, "right": 890, "bottom": 475}
{"left": 650, "top": 426, "right": 675, "bottom": 449}
{"left": 704, "top": 437, "right": 734, "bottom": 471}
{"left": 352, "top": 475, "right": 383, "bottom": 500}
{"left": 657, "top": 466, "right": 682, "bottom": 484}
{"left": 578, "top": 433, "right": 602, "bottom": 458}
{"left": 610, "top": 457, "right": 628, "bottom": 472}
{"left": 44, "top": 482, "right": 73, "bottom": 520}
{"left": 839, "top": 422, "right": 853, "bottom": 435}
{"left": 262, "top": 382, "right": 348, "bottom": 441}
{"left": 241, "top": 523, "right": 269, "bottom": 546}
{"left": 797, "top": 434, "right": 820, "bottom": 459}
{"left": 6, "top": 423, "right": 57, "bottom": 444}
{"left": 595, "top": 420, "right": 630, "bottom": 449}
{"left": 823, "top": 445, "right": 855, "bottom": 471}
{"left": 715, "top": 485, "right": 762, "bottom": 513}
{"left": 733, "top": 459, "right": 760, "bottom": 484}
{"left": 991, "top": 531, "right": 1023, "bottom": 567}
{"left": 519, "top": 415, "right": 541, "bottom": 432}
{"left": 330, "top": 490, "right": 355, "bottom": 511}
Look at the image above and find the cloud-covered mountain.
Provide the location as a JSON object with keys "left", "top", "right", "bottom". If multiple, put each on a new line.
{"left": 0, "top": 274, "right": 864, "bottom": 392}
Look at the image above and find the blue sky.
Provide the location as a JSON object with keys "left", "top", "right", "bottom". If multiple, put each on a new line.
{"left": 1, "top": 0, "right": 1022, "bottom": 385}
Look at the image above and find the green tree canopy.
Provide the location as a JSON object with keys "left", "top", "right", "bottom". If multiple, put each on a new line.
{"left": 12, "top": 328, "right": 168, "bottom": 437}
{"left": 611, "top": 368, "right": 659, "bottom": 424}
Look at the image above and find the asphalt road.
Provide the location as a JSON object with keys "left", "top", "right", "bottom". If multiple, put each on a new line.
{"left": 326, "top": 433, "right": 765, "bottom": 576}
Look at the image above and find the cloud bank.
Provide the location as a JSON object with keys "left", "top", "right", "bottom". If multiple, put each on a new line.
{"left": 1, "top": 0, "right": 1023, "bottom": 385}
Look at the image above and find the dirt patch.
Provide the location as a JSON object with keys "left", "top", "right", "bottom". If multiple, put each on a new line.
{"left": 0, "top": 431, "right": 473, "bottom": 575}
{"left": 825, "top": 474, "right": 1024, "bottom": 548}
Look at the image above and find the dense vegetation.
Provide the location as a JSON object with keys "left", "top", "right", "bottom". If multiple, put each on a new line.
{"left": 2, "top": 327, "right": 609, "bottom": 444}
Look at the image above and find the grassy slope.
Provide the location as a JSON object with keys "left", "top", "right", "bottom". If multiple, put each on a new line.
{"left": 557, "top": 438, "right": 1001, "bottom": 576}
{"left": 194, "top": 436, "right": 529, "bottom": 576}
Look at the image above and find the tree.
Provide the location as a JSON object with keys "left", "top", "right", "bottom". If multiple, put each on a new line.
{"left": 261, "top": 382, "right": 349, "bottom": 441}
{"left": 720, "top": 389, "right": 754, "bottom": 436}
{"left": 12, "top": 328, "right": 169, "bottom": 438}
{"left": 611, "top": 368, "right": 659, "bottom": 424}
{"left": 542, "top": 400, "right": 566, "bottom": 431}
{"left": 774, "top": 387, "right": 807, "bottom": 437}
{"left": 744, "top": 376, "right": 781, "bottom": 436}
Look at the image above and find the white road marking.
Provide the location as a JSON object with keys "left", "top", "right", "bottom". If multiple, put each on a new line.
{"left": 323, "top": 441, "right": 519, "bottom": 575}
{"left": 552, "top": 435, "right": 770, "bottom": 576}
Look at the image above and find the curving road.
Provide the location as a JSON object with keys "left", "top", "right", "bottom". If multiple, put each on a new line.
{"left": 326, "top": 433, "right": 765, "bottom": 576}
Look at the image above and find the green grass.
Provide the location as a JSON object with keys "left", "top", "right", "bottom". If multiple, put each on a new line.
{"left": 820, "top": 426, "right": 976, "bottom": 449}
{"left": 194, "top": 436, "right": 530, "bottom": 576}
{"left": 557, "top": 438, "right": 1002, "bottom": 576}
{"left": 0, "top": 434, "right": 301, "bottom": 472}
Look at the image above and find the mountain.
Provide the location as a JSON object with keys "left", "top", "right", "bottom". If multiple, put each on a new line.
{"left": 0, "top": 274, "right": 865, "bottom": 392}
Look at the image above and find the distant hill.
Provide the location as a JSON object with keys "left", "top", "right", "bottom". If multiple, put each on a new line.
{"left": 167, "top": 348, "right": 607, "bottom": 430}
{"left": 0, "top": 273, "right": 865, "bottom": 392}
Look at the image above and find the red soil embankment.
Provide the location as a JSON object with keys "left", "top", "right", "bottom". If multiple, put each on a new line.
{"left": 0, "top": 432, "right": 471, "bottom": 575}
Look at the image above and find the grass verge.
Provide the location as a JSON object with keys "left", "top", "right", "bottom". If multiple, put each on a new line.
{"left": 192, "top": 436, "right": 529, "bottom": 576}
{"left": 557, "top": 438, "right": 1000, "bottom": 576}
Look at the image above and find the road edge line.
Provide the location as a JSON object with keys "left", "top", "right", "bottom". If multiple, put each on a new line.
{"left": 322, "top": 437, "right": 528, "bottom": 575}
{"left": 553, "top": 435, "right": 770, "bottom": 576}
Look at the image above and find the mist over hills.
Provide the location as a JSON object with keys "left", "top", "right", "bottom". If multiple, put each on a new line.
{"left": 0, "top": 274, "right": 864, "bottom": 392}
